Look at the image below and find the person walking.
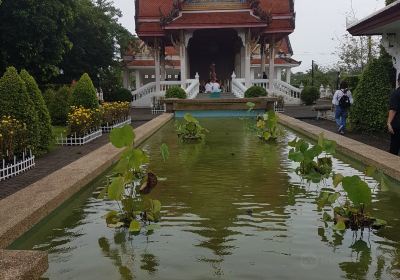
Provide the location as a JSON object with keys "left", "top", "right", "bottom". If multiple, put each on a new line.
{"left": 387, "top": 74, "right": 400, "bottom": 155}
{"left": 332, "top": 81, "right": 353, "bottom": 134}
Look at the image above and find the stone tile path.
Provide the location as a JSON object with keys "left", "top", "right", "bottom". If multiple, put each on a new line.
{"left": 0, "top": 109, "right": 157, "bottom": 200}
{"left": 282, "top": 104, "right": 392, "bottom": 153}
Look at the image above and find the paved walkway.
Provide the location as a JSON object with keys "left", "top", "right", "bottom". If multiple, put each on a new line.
{"left": 282, "top": 104, "right": 392, "bottom": 153}
{"left": 0, "top": 109, "right": 157, "bottom": 200}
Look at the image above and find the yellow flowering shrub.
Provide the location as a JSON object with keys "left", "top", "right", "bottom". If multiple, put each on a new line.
{"left": 0, "top": 116, "right": 28, "bottom": 161}
{"left": 67, "top": 106, "right": 102, "bottom": 137}
{"left": 101, "top": 102, "right": 130, "bottom": 125}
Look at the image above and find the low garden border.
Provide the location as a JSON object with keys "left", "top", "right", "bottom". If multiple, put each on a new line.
{"left": 101, "top": 116, "right": 132, "bottom": 133}
{"left": 56, "top": 129, "right": 102, "bottom": 146}
{"left": 0, "top": 151, "right": 35, "bottom": 181}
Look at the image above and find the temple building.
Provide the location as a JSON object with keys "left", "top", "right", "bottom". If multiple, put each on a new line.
{"left": 128, "top": 0, "right": 301, "bottom": 107}
{"left": 123, "top": 36, "right": 300, "bottom": 89}
{"left": 347, "top": 1, "right": 400, "bottom": 85}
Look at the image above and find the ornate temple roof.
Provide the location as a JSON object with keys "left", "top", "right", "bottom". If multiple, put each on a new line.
{"left": 136, "top": 0, "right": 295, "bottom": 39}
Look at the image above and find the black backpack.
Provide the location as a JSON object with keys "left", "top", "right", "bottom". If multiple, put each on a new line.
{"left": 339, "top": 90, "right": 351, "bottom": 109}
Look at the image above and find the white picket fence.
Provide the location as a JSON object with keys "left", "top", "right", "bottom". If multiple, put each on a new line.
{"left": 0, "top": 150, "right": 35, "bottom": 181}
{"left": 101, "top": 117, "right": 132, "bottom": 133}
{"left": 56, "top": 129, "right": 102, "bottom": 146}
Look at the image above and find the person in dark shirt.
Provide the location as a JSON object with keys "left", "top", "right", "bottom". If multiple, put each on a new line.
{"left": 387, "top": 74, "right": 400, "bottom": 155}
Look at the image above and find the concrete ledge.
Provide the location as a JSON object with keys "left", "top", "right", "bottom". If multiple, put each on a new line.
{"left": 165, "top": 97, "right": 277, "bottom": 112}
{"left": 0, "top": 250, "right": 48, "bottom": 280}
{"left": 279, "top": 113, "right": 400, "bottom": 181}
{"left": 0, "top": 113, "right": 172, "bottom": 279}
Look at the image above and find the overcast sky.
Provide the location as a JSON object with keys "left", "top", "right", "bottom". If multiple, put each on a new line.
{"left": 113, "top": 0, "right": 386, "bottom": 73}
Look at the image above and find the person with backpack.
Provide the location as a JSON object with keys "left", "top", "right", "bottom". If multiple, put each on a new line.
{"left": 332, "top": 81, "right": 353, "bottom": 134}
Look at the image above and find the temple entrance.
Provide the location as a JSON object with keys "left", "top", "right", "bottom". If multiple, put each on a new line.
{"left": 188, "top": 29, "right": 241, "bottom": 90}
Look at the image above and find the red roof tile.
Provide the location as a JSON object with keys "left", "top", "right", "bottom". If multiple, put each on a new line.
{"left": 251, "top": 57, "right": 300, "bottom": 65}
{"left": 164, "top": 11, "right": 267, "bottom": 29}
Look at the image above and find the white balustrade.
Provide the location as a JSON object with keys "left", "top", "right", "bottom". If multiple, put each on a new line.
{"left": 231, "top": 72, "right": 248, "bottom": 98}
{"left": 131, "top": 75, "right": 200, "bottom": 108}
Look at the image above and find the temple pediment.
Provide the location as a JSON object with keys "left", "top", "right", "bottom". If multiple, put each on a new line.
{"left": 182, "top": 0, "right": 249, "bottom": 11}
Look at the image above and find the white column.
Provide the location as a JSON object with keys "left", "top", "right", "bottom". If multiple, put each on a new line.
{"left": 268, "top": 36, "right": 276, "bottom": 93}
{"left": 154, "top": 38, "right": 161, "bottom": 95}
{"left": 250, "top": 68, "right": 255, "bottom": 80}
{"left": 180, "top": 31, "right": 187, "bottom": 85}
{"left": 244, "top": 29, "right": 252, "bottom": 88}
{"left": 135, "top": 70, "right": 141, "bottom": 90}
{"left": 286, "top": 68, "right": 291, "bottom": 84}
{"left": 123, "top": 69, "right": 130, "bottom": 89}
{"left": 276, "top": 68, "right": 282, "bottom": 81}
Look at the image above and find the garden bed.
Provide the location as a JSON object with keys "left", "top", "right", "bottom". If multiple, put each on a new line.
{"left": 56, "top": 129, "right": 102, "bottom": 146}
{"left": 101, "top": 117, "right": 132, "bottom": 133}
{"left": 0, "top": 151, "right": 35, "bottom": 181}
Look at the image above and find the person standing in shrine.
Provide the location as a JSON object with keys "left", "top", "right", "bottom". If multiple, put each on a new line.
{"left": 387, "top": 74, "right": 400, "bottom": 155}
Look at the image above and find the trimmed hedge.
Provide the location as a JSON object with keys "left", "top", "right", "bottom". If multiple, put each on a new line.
{"left": 49, "top": 86, "right": 72, "bottom": 126}
{"left": 350, "top": 58, "right": 392, "bottom": 132}
{"left": 301, "top": 86, "right": 320, "bottom": 105}
{"left": 71, "top": 73, "right": 99, "bottom": 109}
{"left": 165, "top": 86, "right": 187, "bottom": 99}
{"left": 105, "top": 87, "right": 132, "bottom": 102}
{"left": 244, "top": 86, "right": 268, "bottom": 98}
{"left": 20, "top": 69, "right": 53, "bottom": 152}
{"left": 0, "top": 67, "right": 40, "bottom": 151}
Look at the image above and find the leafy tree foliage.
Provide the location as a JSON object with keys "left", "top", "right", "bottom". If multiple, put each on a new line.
{"left": 291, "top": 64, "right": 339, "bottom": 90}
{"left": 0, "top": 0, "right": 74, "bottom": 82}
{"left": 335, "top": 34, "right": 379, "bottom": 75}
{"left": 0, "top": 67, "right": 39, "bottom": 151}
{"left": 20, "top": 70, "right": 53, "bottom": 152}
{"left": 350, "top": 58, "right": 392, "bottom": 132}
{"left": 71, "top": 73, "right": 99, "bottom": 109}
{"left": 58, "top": 0, "right": 132, "bottom": 84}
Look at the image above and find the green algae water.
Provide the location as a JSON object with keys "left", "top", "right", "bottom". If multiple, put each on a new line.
{"left": 10, "top": 119, "right": 400, "bottom": 279}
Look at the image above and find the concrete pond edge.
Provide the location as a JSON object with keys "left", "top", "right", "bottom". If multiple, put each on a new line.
{"left": 278, "top": 113, "right": 400, "bottom": 182}
{"left": 0, "top": 113, "right": 173, "bottom": 280}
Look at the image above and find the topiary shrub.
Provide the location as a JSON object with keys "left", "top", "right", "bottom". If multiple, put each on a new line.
{"left": 350, "top": 58, "right": 392, "bottom": 132}
{"left": 165, "top": 86, "right": 187, "bottom": 99}
{"left": 20, "top": 70, "right": 53, "bottom": 152}
{"left": 105, "top": 87, "right": 132, "bottom": 102}
{"left": 71, "top": 73, "right": 99, "bottom": 109}
{"left": 0, "top": 66, "right": 40, "bottom": 152}
{"left": 49, "top": 86, "right": 72, "bottom": 126}
{"left": 244, "top": 86, "right": 268, "bottom": 98}
{"left": 301, "top": 86, "right": 320, "bottom": 105}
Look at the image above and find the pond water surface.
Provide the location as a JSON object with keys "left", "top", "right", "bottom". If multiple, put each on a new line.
{"left": 10, "top": 118, "right": 400, "bottom": 279}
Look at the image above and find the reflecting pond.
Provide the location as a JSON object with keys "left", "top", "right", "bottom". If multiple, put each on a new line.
{"left": 10, "top": 118, "right": 400, "bottom": 279}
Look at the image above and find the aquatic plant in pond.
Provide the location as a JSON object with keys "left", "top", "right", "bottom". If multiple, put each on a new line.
{"left": 287, "top": 133, "right": 386, "bottom": 231}
{"left": 318, "top": 169, "right": 387, "bottom": 231}
{"left": 98, "top": 125, "right": 167, "bottom": 233}
{"left": 288, "top": 133, "right": 335, "bottom": 183}
{"left": 255, "top": 110, "right": 281, "bottom": 142}
{"left": 176, "top": 113, "right": 208, "bottom": 141}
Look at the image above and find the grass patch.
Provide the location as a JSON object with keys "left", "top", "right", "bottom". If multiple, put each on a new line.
{"left": 48, "top": 126, "right": 67, "bottom": 152}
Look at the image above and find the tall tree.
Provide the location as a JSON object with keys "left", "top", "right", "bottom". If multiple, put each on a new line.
{"left": 0, "top": 0, "right": 74, "bottom": 82}
{"left": 57, "top": 0, "right": 132, "bottom": 84}
{"left": 335, "top": 34, "right": 379, "bottom": 75}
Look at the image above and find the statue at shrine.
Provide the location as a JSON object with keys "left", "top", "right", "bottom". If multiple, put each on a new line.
{"left": 209, "top": 62, "right": 217, "bottom": 82}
